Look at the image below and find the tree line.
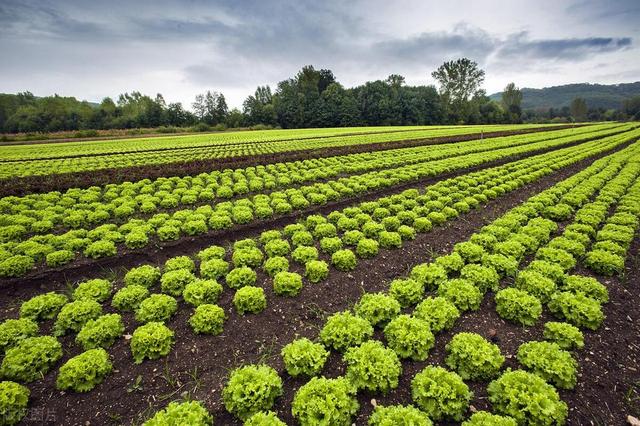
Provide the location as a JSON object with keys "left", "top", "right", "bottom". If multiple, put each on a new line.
{"left": 1, "top": 58, "right": 637, "bottom": 134}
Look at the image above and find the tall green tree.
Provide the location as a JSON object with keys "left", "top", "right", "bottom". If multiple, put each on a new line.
{"left": 431, "top": 58, "right": 485, "bottom": 123}
{"left": 570, "top": 97, "right": 588, "bottom": 122}
{"left": 192, "top": 91, "right": 228, "bottom": 125}
{"left": 501, "top": 82, "right": 523, "bottom": 123}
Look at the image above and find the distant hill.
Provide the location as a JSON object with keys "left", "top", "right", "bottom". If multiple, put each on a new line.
{"left": 490, "top": 82, "right": 640, "bottom": 110}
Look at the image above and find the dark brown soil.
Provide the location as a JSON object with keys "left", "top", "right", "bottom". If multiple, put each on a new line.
{"left": 5, "top": 147, "right": 638, "bottom": 425}
{"left": 0, "top": 125, "right": 582, "bottom": 197}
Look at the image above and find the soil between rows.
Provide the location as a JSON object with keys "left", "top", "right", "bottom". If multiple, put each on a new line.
{"left": 5, "top": 146, "right": 637, "bottom": 425}
{"left": 4, "top": 130, "right": 633, "bottom": 292}
{"left": 0, "top": 125, "right": 582, "bottom": 196}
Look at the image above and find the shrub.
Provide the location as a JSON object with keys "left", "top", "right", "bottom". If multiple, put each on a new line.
{"left": 487, "top": 370, "right": 567, "bottom": 425}
{"left": 160, "top": 269, "right": 195, "bottom": 296}
{"left": 517, "top": 341, "right": 577, "bottom": 389}
{"left": 355, "top": 293, "right": 401, "bottom": 327}
{"left": 143, "top": 401, "right": 213, "bottom": 425}
{"left": 244, "top": 411, "right": 285, "bottom": 426}
{"left": 413, "top": 297, "right": 460, "bottom": 333}
{"left": 0, "top": 381, "right": 29, "bottom": 425}
{"left": 584, "top": 249, "right": 625, "bottom": 276}
{"left": 112, "top": 285, "right": 149, "bottom": 311}
{"left": 514, "top": 270, "right": 556, "bottom": 303}
{"left": 83, "top": 240, "right": 117, "bottom": 259}
{"left": 136, "top": 294, "right": 178, "bottom": 323}
{"left": 46, "top": 249, "right": 74, "bottom": 267}
{"left": 53, "top": 299, "right": 102, "bottom": 336}
{"left": 445, "top": 332, "right": 504, "bottom": 380}
{"left": 383, "top": 315, "right": 434, "bottom": 361}
{"left": 548, "top": 292, "right": 603, "bottom": 330}
{"left": 73, "top": 279, "right": 112, "bottom": 303}
{"left": 223, "top": 365, "right": 282, "bottom": 420}
{"left": 189, "top": 304, "right": 226, "bottom": 335}
{"left": 320, "top": 237, "right": 343, "bottom": 254}
{"left": 76, "top": 314, "right": 124, "bottom": 350}
{"left": 494, "top": 288, "right": 542, "bottom": 326}
{"left": 197, "top": 245, "right": 226, "bottom": 261}
{"left": 56, "top": 348, "right": 112, "bottom": 392}
{"left": 281, "top": 338, "right": 329, "bottom": 377}
{"left": 453, "top": 242, "right": 485, "bottom": 263}
{"left": 356, "top": 238, "right": 379, "bottom": 258}
{"left": 273, "top": 271, "right": 303, "bottom": 296}
{"left": 305, "top": 260, "right": 329, "bottom": 283}
{"left": 225, "top": 267, "right": 257, "bottom": 289}
{"left": 130, "top": 322, "right": 174, "bottom": 363}
{"left": 438, "top": 279, "right": 482, "bottom": 312}
{"left": 292, "top": 246, "right": 319, "bottom": 264}
{"left": 320, "top": 311, "right": 373, "bottom": 352}
{"left": 233, "top": 286, "right": 266, "bottom": 315}
{"left": 378, "top": 231, "right": 402, "bottom": 249}
{"left": 460, "top": 264, "right": 500, "bottom": 292}
{"left": 461, "top": 411, "right": 516, "bottom": 426}
{"left": 563, "top": 275, "right": 608, "bottom": 303}
{"left": 291, "top": 377, "right": 358, "bottom": 426}
{"left": 0, "top": 318, "right": 38, "bottom": 353}
{"left": 411, "top": 366, "right": 472, "bottom": 421}
{"left": 344, "top": 340, "right": 401, "bottom": 393}
{"left": 0, "top": 255, "right": 34, "bottom": 278}
{"left": 410, "top": 263, "right": 448, "bottom": 290}
{"left": 183, "top": 279, "right": 223, "bottom": 306}
{"left": 389, "top": 278, "right": 424, "bottom": 307}
{"left": 331, "top": 249, "right": 357, "bottom": 272}
{"left": 200, "top": 258, "right": 229, "bottom": 280}
{"left": 20, "top": 292, "right": 68, "bottom": 321}
{"left": 125, "top": 265, "right": 161, "bottom": 287}
{"left": 0, "top": 336, "right": 62, "bottom": 382}
{"left": 368, "top": 404, "right": 432, "bottom": 425}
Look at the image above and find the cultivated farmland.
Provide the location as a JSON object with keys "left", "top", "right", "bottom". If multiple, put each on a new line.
{"left": 0, "top": 123, "right": 638, "bottom": 425}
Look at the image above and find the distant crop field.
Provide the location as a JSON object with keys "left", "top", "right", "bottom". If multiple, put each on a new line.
{"left": 0, "top": 122, "right": 638, "bottom": 425}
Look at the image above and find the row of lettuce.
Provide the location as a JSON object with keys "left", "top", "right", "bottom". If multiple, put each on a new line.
{"left": 1, "top": 125, "right": 636, "bottom": 279}
{"left": 133, "top": 135, "right": 637, "bottom": 425}
{"left": 0, "top": 136, "right": 637, "bottom": 423}
{"left": 1, "top": 124, "right": 612, "bottom": 238}
{"left": 0, "top": 124, "right": 551, "bottom": 179}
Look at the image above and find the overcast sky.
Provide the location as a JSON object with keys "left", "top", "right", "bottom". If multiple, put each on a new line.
{"left": 1, "top": 0, "right": 638, "bottom": 108}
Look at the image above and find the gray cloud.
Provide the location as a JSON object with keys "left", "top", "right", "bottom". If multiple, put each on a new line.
{"left": 0, "top": 0, "right": 638, "bottom": 107}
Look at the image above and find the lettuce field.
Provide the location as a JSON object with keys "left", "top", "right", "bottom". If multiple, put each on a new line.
{"left": 0, "top": 123, "right": 638, "bottom": 425}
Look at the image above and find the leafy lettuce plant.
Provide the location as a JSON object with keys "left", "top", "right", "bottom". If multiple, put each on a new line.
{"left": 124, "top": 265, "right": 161, "bottom": 287}
{"left": 281, "top": 338, "right": 329, "bottom": 377}
{"left": 19, "top": 292, "right": 68, "bottom": 321}
{"left": 273, "top": 271, "right": 303, "bottom": 296}
{"left": 0, "top": 381, "right": 30, "bottom": 425}
{"left": 487, "top": 370, "right": 568, "bottom": 425}
{"left": 411, "top": 366, "right": 472, "bottom": 421}
{"left": 112, "top": 284, "right": 149, "bottom": 311}
{"left": 0, "top": 318, "right": 38, "bottom": 353}
{"left": 494, "top": 288, "right": 541, "bottom": 326}
{"left": 233, "top": 286, "right": 266, "bottom": 315}
{"left": 73, "top": 279, "right": 112, "bottom": 303}
{"left": 244, "top": 411, "right": 285, "bottom": 426}
{"left": 56, "top": 348, "right": 112, "bottom": 392}
{"left": 183, "top": 279, "right": 223, "bottom": 306}
{"left": 130, "top": 321, "right": 174, "bottom": 364}
{"left": 320, "top": 311, "right": 373, "bottom": 352}
{"left": 517, "top": 341, "right": 578, "bottom": 389}
{"left": 543, "top": 321, "right": 584, "bottom": 350}
{"left": 222, "top": 365, "right": 282, "bottom": 420}
{"left": 548, "top": 291, "right": 604, "bottom": 330}
{"left": 383, "top": 315, "right": 434, "bottom": 361}
{"left": 291, "top": 377, "right": 358, "bottom": 426}
{"left": 413, "top": 297, "right": 460, "bottom": 333}
{"left": 461, "top": 411, "right": 516, "bottom": 426}
{"left": 189, "top": 304, "right": 226, "bottom": 335}
{"left": 331, "top": 249, "right": 357, "bottom": 272}
{"left": 76, "top": 313, "right": 124, "bottom": 350}
{"left": 135, "top": 294, "right": 178, "bottom": 323}
{"left": 368, "top": 404, "right": 432, "bottom": 426}
{"left": 445, "top": 332, "right": 504, "bottom": 380}
{"left": 143, "top": 401, "right": 213, "bottom": 426}
{"left": 53, "top": 299, "right": 102, "bottom": 336}
{"left": 0, "top": 336, "right": 62, "bottom": 382}
{"left": 354, "top": 293, "right": 401, "bottom": 327}
{"left": 437, "top": 279, "right": 482, "bottom": 312}
{"left": 389, "top": 278, "right": 424, "bottom": 308}
{"left": 344, "top": 340, "right": 401, "bottom": 393}
{"left": 305, "top": 260, "right": 329, "bottom": 283}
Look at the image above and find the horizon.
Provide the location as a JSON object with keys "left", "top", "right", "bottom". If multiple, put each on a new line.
{"left": 1, "top": 0, "right": 639, "bottom": 109}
